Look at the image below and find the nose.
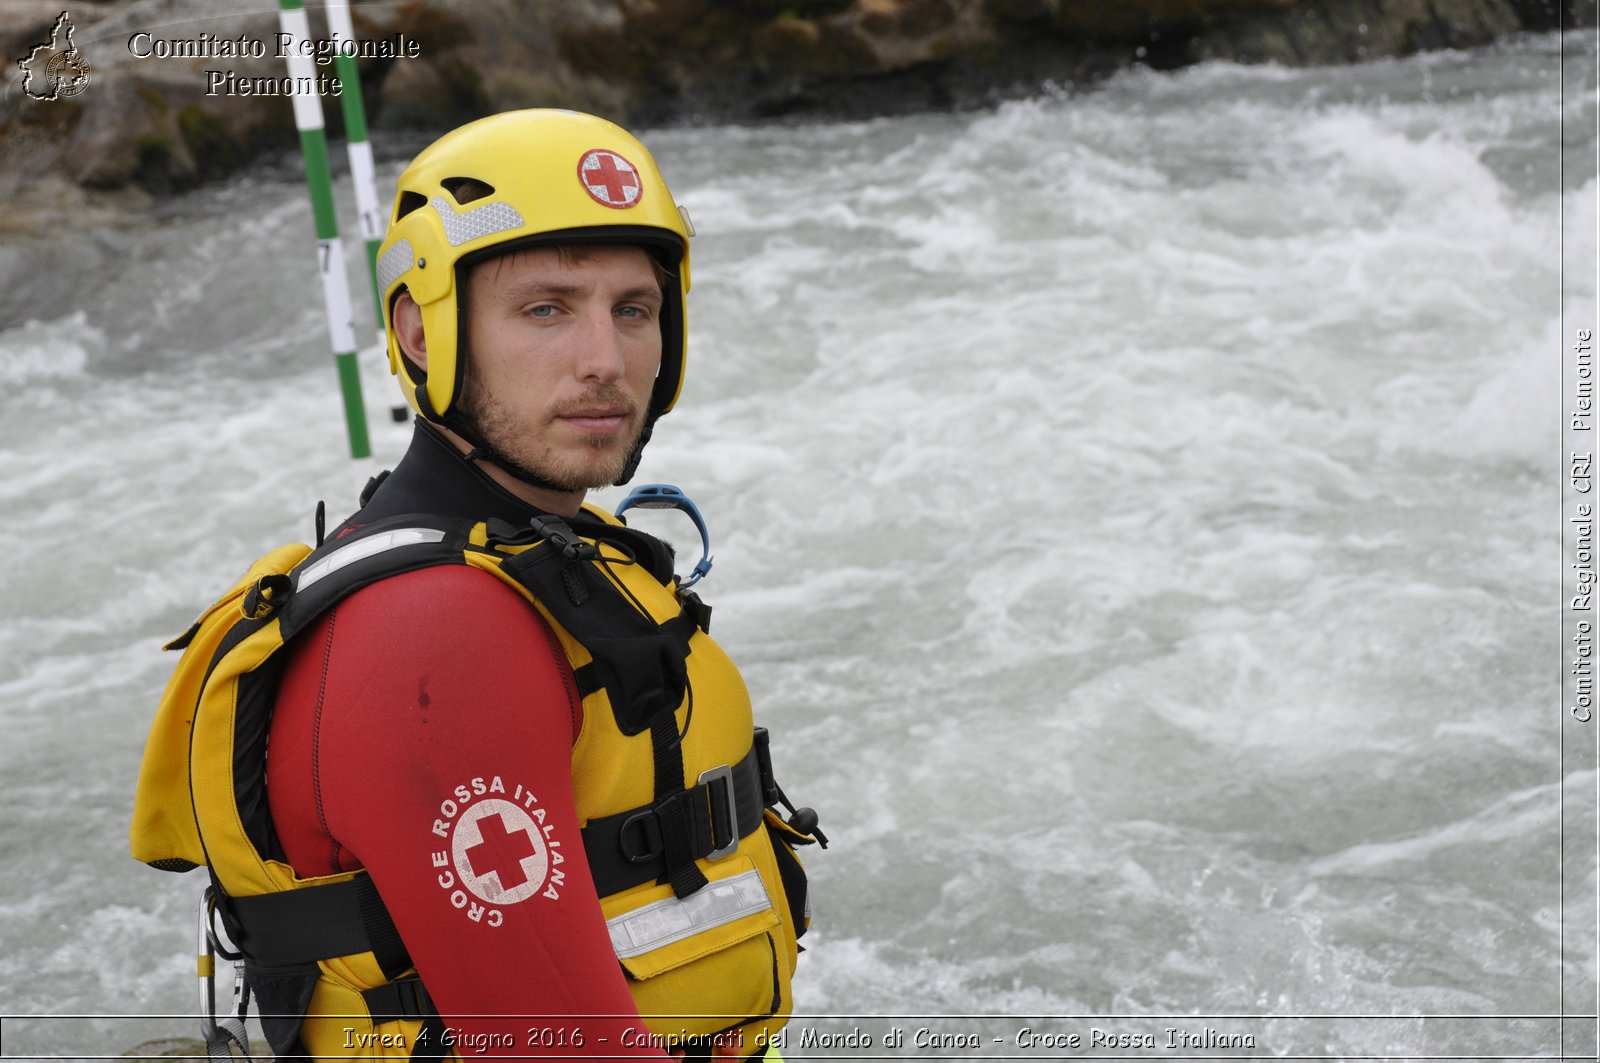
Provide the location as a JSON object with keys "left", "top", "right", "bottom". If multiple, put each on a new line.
{"left": 574, "top": 310, "right": 627, "bottom": 385}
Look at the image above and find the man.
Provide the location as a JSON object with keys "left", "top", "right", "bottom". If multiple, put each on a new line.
{"left": 135, "top": 110, "right": 815, "bottom": 1061}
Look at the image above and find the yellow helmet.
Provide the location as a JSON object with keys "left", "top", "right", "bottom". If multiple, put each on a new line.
{"left": 376, "top": 109, "right": 692, "bottom": 425}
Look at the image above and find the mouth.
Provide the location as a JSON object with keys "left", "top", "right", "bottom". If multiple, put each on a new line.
{"left": 557, "top": 407, "right": 630, "bottom": 435}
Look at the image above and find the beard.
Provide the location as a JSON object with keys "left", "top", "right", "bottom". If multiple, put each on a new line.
{"left": 455, "top": 369, "right": 646, "bottom": 493}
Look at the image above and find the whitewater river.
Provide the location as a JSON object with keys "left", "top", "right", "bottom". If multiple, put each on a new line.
{"left": 0, "top": 30, "right": 1595, "bottom": 1061}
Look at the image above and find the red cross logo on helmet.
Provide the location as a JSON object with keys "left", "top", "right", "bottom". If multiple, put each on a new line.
{"left": 578, "top": 149, "right": 643, "bottom": 208}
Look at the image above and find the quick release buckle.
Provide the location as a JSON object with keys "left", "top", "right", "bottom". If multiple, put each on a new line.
{"left": 528, "top": 514, "right": 598, "bottom": 562}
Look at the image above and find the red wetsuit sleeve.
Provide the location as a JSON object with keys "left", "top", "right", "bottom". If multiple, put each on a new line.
{"left": 269, "top": 564, "right": 666, "bottom": 1058}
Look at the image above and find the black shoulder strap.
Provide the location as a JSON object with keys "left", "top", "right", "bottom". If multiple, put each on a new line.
{"left": 500, "top": 515, "right": 692, "bottom": 736}
{"left": 276, "top": 515, "right": 477, "bottom": 641}
{"left": 498, "top": 514, "right": 717, "bottom": 899}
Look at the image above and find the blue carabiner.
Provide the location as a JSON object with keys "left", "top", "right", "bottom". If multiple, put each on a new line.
{"left": 615, "top": 483, "right": 714, "bottom": 589}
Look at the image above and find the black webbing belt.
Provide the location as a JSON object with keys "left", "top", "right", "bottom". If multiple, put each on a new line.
{"left": 361, "top": 976, "right": 431, "bottom": 1023}
{"left": 225, "top": 873, "right": 408, "bottom": 974}
{"left": 582, "top": 743, "right": 767, "bottom": 897}
{"left": 227, "top": 876, "right": 449, "bottom": 1061}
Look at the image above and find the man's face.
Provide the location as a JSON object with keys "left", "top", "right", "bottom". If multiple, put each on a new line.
{"left": 458, "top": 245, "right": 664, "bottom": 493}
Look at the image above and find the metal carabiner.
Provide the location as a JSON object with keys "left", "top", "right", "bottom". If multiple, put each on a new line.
{"left": 196, "top": 888, "right": 252, "bottom": 1060}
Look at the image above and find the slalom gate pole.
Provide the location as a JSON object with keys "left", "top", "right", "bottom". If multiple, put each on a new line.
{"left": 325, "top": 0, "right": 385, "bottom": 329}
{"left": 278, "top": 0, "right": 371, "bottom": 459}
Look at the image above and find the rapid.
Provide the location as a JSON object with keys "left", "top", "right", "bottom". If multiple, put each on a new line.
{"left": 0, "top": 31, "right": 1594, "bottom": 1060}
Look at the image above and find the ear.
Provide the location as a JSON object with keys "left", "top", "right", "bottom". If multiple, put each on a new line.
{"left": 393, "top": 290, "right": 428, "bottom": 372}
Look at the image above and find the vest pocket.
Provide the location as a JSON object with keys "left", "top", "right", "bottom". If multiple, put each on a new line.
{"left": 605, "top": 854, "right": 784, "bottom": 1037}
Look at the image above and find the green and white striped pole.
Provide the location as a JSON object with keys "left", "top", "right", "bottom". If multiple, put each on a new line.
{"left": 325, "top": 0, "right": 384, "bottom": 329}
{"left": 278, "top": 0, "right": 371, "bottom": 458}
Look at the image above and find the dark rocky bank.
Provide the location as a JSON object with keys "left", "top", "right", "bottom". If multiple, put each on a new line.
{"left": 0, "top": 0, "right": 1593, "bottom": 206}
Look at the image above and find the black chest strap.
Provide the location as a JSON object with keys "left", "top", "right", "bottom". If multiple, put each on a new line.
{"left": 501, "top": 515, "right": 730, "bottom": 898}
{"left": 580, "top": 742, "right": 768, "bottom": 897}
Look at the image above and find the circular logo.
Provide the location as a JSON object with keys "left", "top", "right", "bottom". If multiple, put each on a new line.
{"left": 450, "top": 798, "right": 549, "bottom": 905}
{"left": 577, "top": 149, "right": 643, "bottom": 209}
{"left": 45, "top": 50, "right": 91, "bottom": 99}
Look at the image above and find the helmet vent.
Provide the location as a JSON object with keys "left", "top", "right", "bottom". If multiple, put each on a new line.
{"left": 441, "top": 177, "right": 495, "bottom": 205}
{"left": 396, "top": 191, "right": 428, "bottom": 220}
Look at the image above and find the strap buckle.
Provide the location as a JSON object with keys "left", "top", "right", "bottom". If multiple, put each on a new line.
{"left": 697, "top": 763, "right": 740, "bottom": 861}
{"left": 528, "top": 514, "right": 598, "bottom": 562}
{"left": 619, "top": 809, "right": 665, "bottom": 864}
{"left": 616, "top": 764, "right": 741, "bottom": 866}
{"left": 362, "top": 975, "right": 433, "bottom": 1024}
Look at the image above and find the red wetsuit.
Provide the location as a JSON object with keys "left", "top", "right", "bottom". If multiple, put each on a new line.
{"left": 266, "top": 424, "right": 668, "bottom": 1058}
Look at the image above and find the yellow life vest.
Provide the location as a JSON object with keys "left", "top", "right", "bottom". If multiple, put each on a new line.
{"left": 130, "top": 507, "right": 820, "bottom": 1061}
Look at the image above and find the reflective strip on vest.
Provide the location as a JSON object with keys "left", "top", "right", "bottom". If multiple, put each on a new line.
{"left": 606, "top": 870, "right": 773, "bottom": 960}
{"left": 295, "top": 528, "right": 449, "bottom": 591}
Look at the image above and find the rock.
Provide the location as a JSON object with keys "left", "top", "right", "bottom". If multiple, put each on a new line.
{"left": 557, "top": 0, "right": 769, "bottom": 122}
{"left": 736, "top": 0, "right": 858, "bottom": 15}
{"left": 0, "top": 0, "right": 1593, "bottom": 197}
{"left": 556, "top": 0, "right": 1591, "bottom": 123}
{"left": 1, "top": 2, "right": 300, "bottom": 196}
{"left": 0, "top": 172, "right": 149, "bottom": 243}
{"left": 1502, "top": 0, "right": 1567, "bottom": 28}
{"left": 71, "top": 69, "right": 194, "bottom": 189}
{"left": 363, "top": 0, "right": 626, "bottom": 127}
{"left": 1185, "top": 0, "right": 1526, "bottom": 65}
{"left": 856, "top": 0, "right": 960, "bottom": 39}
{"left": 0, "top": 1, "right": 82, "bottom": 68}
{"left": 121, "top": 1039, "right": 209, "bottom": 1061}
{"left": 1044, "top": 0, "right": 1299, "bottom": 43}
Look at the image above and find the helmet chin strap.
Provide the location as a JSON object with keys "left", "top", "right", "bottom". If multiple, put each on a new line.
{"left": 615, "top": 416, "right": 654, "bottom": 487}
{"left": 438, "top": 405, "right": 657, "bottom": 496}
{"left": 407, "top": 339, "right": 594, "bottom": 495}
{"left": 441, "top": 406, "right": 573, "bottom": 495}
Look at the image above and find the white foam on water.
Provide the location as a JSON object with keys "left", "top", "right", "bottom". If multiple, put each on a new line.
{"left": 0, "top": 313, "right": 98, "bottom": 386}
{"left": 0, "top": 34, "right": 1591, "bottom": 1058}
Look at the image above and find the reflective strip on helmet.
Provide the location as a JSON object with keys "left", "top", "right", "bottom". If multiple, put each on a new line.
{"left": 606, "top": 870, "right": 772, "bottom": 960}
{"left": 430, "top": 196, "right": 525, "bottom": 248}
{"left": 376, "top": 239, "right": 414, "bottom": 294}
{"left": 295, "top": 528, "right": 449, "bottom": 592}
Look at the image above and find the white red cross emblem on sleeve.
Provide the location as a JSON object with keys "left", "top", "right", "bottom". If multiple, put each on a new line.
{"left": 577, "top": 149, "right": 643, "bottom": 208}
